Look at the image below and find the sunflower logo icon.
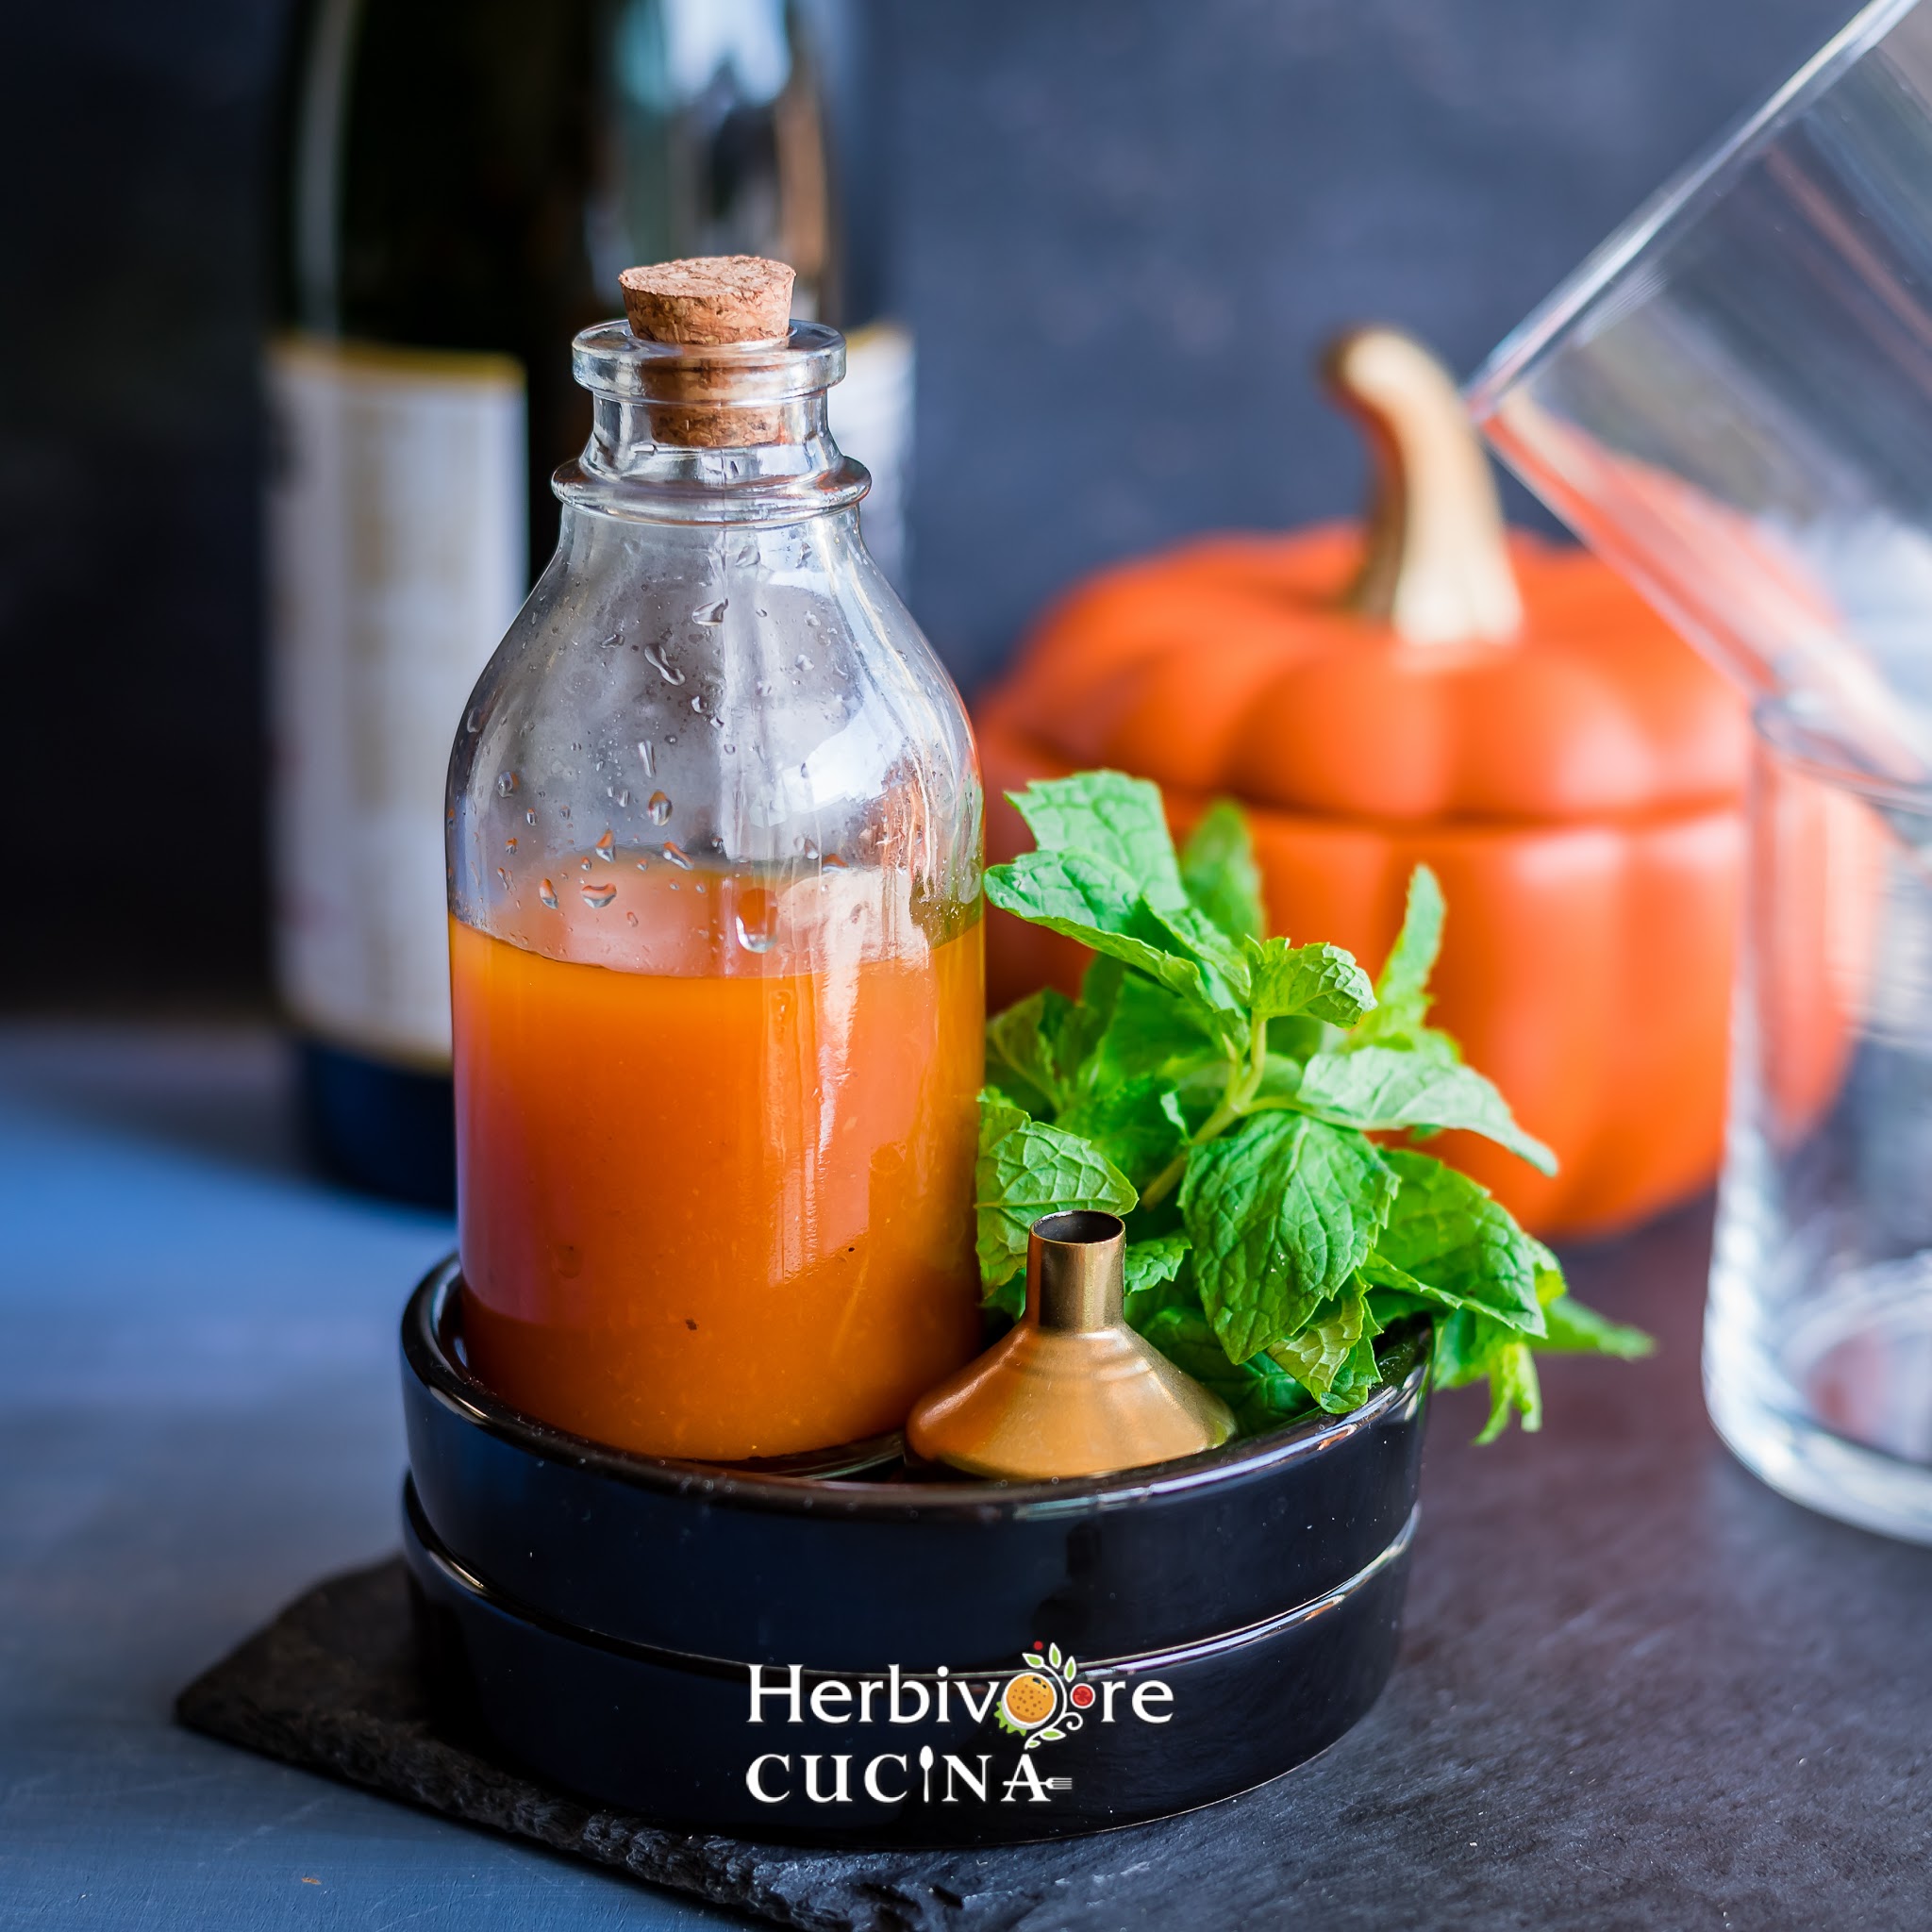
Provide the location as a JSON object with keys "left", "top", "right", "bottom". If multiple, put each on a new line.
{"left": 993, "top": 1641, "right": 1096, "bottom": 1751}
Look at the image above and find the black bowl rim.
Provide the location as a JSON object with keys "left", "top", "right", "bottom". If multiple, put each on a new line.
{"left": 405, "top": 1254, "right": 1431, "bottom": 1523}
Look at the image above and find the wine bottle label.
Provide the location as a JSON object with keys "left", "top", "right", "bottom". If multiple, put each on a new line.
{"left": 267, "top": 336, "right": 527, "bottom": 1067}
{"left": 831, "top": 323, "right": 915, "bottom": 589}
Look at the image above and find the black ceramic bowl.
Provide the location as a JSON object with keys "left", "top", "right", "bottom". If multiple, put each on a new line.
{"left": 401, "top": 1257, "right": 1430, "bottom": 1845}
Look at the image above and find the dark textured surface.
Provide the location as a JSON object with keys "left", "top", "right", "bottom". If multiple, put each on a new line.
{"left": 175, "top": 1198, "right": 1932, "bottom": 1930}
{"left": 895, "top": 0, "right": 1855, "bottom": 689}
{"left": 0, "top": 0, "right": 1853, "bottom": 999}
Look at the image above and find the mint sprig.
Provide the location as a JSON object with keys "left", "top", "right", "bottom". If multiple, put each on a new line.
{"left": 976, "top": 771, "right": 1652, "bottom": 1439}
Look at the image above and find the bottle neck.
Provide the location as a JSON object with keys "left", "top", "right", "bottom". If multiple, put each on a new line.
{"left": 553, "top": 319, "right": 869, "bottom": 526}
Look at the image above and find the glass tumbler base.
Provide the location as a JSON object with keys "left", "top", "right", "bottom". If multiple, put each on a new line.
{"left": 1706, "top": 1255, "right": 1932, "bottom": 1544}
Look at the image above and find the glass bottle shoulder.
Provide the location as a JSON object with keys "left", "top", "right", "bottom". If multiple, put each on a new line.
{"left": 448, "top": 503, "right": 981, "bottom": 977}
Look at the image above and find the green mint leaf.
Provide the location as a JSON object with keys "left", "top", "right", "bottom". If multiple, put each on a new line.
{"left": 975, "top": 1092, "right": 1138, "bottom": 1313}
{"left": 1371, "top": 1149, "right": 1548, "bottom": 1337}
{"left": 1429, "top": 1307, "right": 1543, "bottom": 1440}
{"left": 1056, "top": 1077, "right": 1189, "bottom": 1191}
{"left": 1090, "top": 971, "right": 1219, "bottom": 1085}
{"left": 1264, "top": 1288, "right": 1372, "bottom": 1398}
{"left": 1139, "top": 1301, "right": 1318, "bottom": 1436}
{"left": 1253, "top": 1053, "right": 1306, "bottom": 1104}
{"left": 1314, "top": 1325, "right": 1387, "bottom": 1414}
{"left": 1179, "top": 798, "right": 1266, "bottom": 941}
{"left": 1181, "top": 1113, "right": 1399, "bottom": 1363}
{"left": 1246, "top": 938, "right": 1376, "bottom": 1028}
{"left": 1430, "top": 1307, "right": 1505, "bottom": 1388}
{"left": 1477, "top": 1340, "right": 1542, "bottom": 1442}
{"left": 1122, "top": 1234, "right": 1191, "bottom": 1328}
{"left": 1295, "top": 1046, "right": 1557, "bottom": 1175}
{"left": 1528, "top": 1234, "right": 1567, "bottom": 1307}
{"left": 1358, "top": 1251, "right": 1429, "bottom": 1298}
{"left": 1124, "top": 1232, "right": 1191, "bottom": 1295}
{"left": 1262, "top": 1014, "right": 1327, "bottom": 1066}
{"left": 985, "top": 846, "right": 1141, "bottom": 937}
{"left": 1145, "top": 902, "right": 1251, "bottom": 1008}
{"left": 1362, "top": 1284, "right": 1436, "bottom": 1326}
{"left": 1005, "top": 772, "right": 1187, "bottom": 912}
{"left": 1356, "top": 864, "right": 1445, "bottom": 1047}
{"left": 1058, "top": 954, "right": 1125, "bottom": 1095}
{"left": 985, "top": 988, "right": 1078, "bottom": 1114}
{"left": 1538, "top": 1293, "right": 1656, "bottom": 1359}
{"left": 985, "top": 853, "right": 1237, "bottom": 1039}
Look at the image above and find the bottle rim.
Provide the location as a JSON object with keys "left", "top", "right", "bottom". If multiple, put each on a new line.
{"left": 571, "top": 318, "right": 847, "bottom": 404}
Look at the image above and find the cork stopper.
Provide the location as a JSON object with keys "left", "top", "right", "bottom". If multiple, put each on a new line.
{"left": 620, "top": 256, "right": 795, "bottom": 346}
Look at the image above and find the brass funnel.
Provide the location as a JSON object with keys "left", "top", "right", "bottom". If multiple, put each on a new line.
{"left": 907, "top": 1211, "right": 1236, "bottom": 1480}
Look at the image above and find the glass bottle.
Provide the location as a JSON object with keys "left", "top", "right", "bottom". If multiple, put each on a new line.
{"left": 267, "top": 0, "right": 910, "bottom": 1208}
{"left": 446, "top": 260, "right": 981, "bottom": 1462}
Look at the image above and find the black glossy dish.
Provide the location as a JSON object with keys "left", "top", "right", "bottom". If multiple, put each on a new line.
{"left": 400, "top": 1256, "right": 1431, "bottom": 1845}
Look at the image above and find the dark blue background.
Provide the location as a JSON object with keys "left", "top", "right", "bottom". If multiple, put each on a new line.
{"left": 0, "top": 0, "right": 1856, "bottom": 997}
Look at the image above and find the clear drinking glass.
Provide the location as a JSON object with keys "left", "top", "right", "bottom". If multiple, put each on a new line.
{"left": 1707, "top": 704, "right": 1932, "bottom": 1541}
{"left": 1466, "top": 0, "right": 1932, "bottom": 785}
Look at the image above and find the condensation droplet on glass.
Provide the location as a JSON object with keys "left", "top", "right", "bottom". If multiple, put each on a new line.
{"left": 647, "top": 791, "right": 673, "bottom": 825}
{"left": 637, "top": 739, "right": 656, "bottom": 775}
{"left": 755, "top": 680, "right": 771, "bottom": 697}
{"left": 660, "top": 841, "right": 692, "bottom": 871}
{"left": 799, "top": 837, "right": 820, "bottom": 860}
{"left": 735, "top": 886, "right": 775, "bottom": 954}
{"left": 625, "top": 910, "right": 640, "bottom": 927}
{"left": 559, "top": 804, "right": 572, "bottom": 821}
{"left": 525, "top": 808, "right": 537, "bottom": 826}
{"left": 496, "top": 867, "right": 510, "bottom": 888}
{"left": 615, "top": 789, "right": 630, "bottom": 808}
{"left": 643, "top": 643, "right": 686, "bottom": 686}
{"left": 594, "top": 629, "right": 622, "bottom": 650}
{"left": 723, "top": 741, "right": 736, "bottom": 754}
{"left": 709, "top": 716, "right": 724, "bottom": 730}
{"left": 665, "top": 732, "right": 677, "bottom": 745}
{"left": 505, "top": 836, "right": 517, "bottom": 851}
{"left": 496, "top": 771, "right": 518, "bottom": 797}
{"left": 822, "top": 852, "right": 847, "bottom": 870}
{"left": 580, "top": 858, "right": 592, "bottom": 871}
{"left": 580, "top": 880, "right": 618, "bottom": 909}
{"left": 593, "top": 828, "right": 616, "bottom": 861}
{"left": 691, "top": 599, "right": 727, "bottom": 625}
{"left": 691, "top": 693, "right": 706, "bottom": 713}
{"left": 794, "top": 654, "right": 812, "bottom": 672}
{"left": 466, "top": 706, "right": 485, "bottom": 733}
{"left": 539, "top": 879, "right": 558, "bottom": 909}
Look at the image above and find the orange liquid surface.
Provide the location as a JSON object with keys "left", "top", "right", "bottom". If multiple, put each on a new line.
{"left": 450, "top": 891, "right": 984, "bottom": 1459}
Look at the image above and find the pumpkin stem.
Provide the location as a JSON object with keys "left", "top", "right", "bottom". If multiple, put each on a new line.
{"left": 1323, "top": 326, "right": 1523, "bottom": 645}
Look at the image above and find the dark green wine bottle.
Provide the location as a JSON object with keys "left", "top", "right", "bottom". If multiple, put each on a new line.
{"left": 266, "top": 0, "right": 908, "bottom": 1206}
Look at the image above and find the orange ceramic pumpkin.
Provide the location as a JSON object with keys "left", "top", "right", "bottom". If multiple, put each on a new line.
{"left": 977, "top": 329, "right": 1773, "bottom": 1239}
